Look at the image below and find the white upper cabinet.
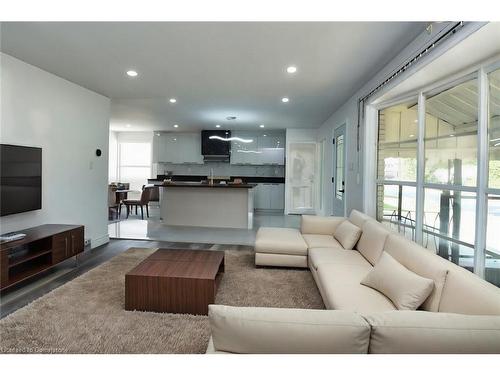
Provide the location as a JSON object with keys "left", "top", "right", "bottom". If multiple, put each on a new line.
{"left": 153, "top": 132, "right": 203, "bottom": 164}
{"left": 258, "top": 132, "right": 285, "bottom": 165}
{"left": 230, "top": 130, "right": 285, "bottom": 165}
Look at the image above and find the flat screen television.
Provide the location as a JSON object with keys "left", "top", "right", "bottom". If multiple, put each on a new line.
{"left": 0, "top": 144, "right": 42, "bottom": 216}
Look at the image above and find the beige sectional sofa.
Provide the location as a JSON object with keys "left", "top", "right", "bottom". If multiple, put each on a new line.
{"left": 207, "top": 210, "right": 500, "bottom": 354}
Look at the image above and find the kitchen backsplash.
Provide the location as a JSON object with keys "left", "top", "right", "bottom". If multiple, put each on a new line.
{"left": 153, "top": 162, "right": 284, "bottom": 177}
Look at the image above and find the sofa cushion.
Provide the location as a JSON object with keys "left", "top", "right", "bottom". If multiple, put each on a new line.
{"left": 361, "top": 252, "right": 434, "bottom": 310}
{"left": 383, "top": 234, "right": 448, "bottom": 312}
{"left": 363, "top": 311, "right": 500, "bottom": 354}
{"left": 301, "top": 215, "right": 345, "bottom": 235}
{"left": 302, "top": 234, "right": 342, "bottom": 250}
{"left": 348, "top": 209, "right": 372, "bottom": 228}
{"left": 356, "top": 220, "right": 390, "bottom": 265}
{"left": 334, "top": 221, "right": 362, "bottom": 250}
{"left": 438, "top": 265, "right": 500, "bottom": 315}
{"left": 308, "top": 247, "right": 370, "bottom": 270}
{"left": 255, "top": 227, "right": 308, "bottom": 256}
{"left": 208, "top": 305, "right": 371, "bottom": 354}
{"left": 317, "top": 263, "right": 396, "bottom": 312}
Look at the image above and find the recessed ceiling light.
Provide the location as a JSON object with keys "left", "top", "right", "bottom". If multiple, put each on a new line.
{"left": 449, "top": 134, "right": 455, "bottom": 137}
{"left": 259, "top": 124, "right": 265, "bottom": 128}
{"left": 215, "top": 124, "right": 221, "bottom": 128}
{"left": 126, "top": 70, "right": 138, "bottom": 77}
{"left": 126, "top": 124, "right": 131, "bottom": 128}
{"left": 286, "top": 66, "right": 297, "bottom": 74}
{"left": 173, "top": 124, "right": 179, "bottom": 128}
{"left": 281, "top": 97, "right": 289, "bottom": 103}
{"left": 169, "top": 98, "right": 177, "bottom": 103}
{"left": 263, "top": 134, "right": 267, "bottom": 137}
{"left": 409, "top": 134, "right": 415, "bottom": 137}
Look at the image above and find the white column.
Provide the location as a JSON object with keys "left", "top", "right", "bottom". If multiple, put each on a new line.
{"left": 474, "top": 68, "right": 489, "bottom": 278}
{"left": 415, "top": 92, "right": 426, "bottom": 245}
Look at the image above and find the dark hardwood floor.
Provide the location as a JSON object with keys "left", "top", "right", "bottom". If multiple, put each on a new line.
{"left": 0, "top": 239, "right": 251, "bottom": 319}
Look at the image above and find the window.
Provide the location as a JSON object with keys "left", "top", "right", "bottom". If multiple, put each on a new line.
{"left": 486, "top": 195, "right": 500, "bottom": 286}
{"left": 377, "top": 104, "right": 418, "bottom": 182}
{"left": 423, "top": 188, "right": 476, "bottom": 268}
{"left": 425, "top": 80, "right": 478, "bottom": 187}
{"left": 119, "top": 142, "right": 152, "bottom": 193}
{"left": 376, "top": 102, "right": 417, "bottom": 237}
{"left": 489, "top": 69, "right": 500, "bottom": 189}
{"left": 376, "top": 184, "right": 416, "bottom": 240}
{"left": 374, "top": 63, "right": 500, "bottom": 286}
{"left": 486, "top": 67, "right": 500, "bottom": 286}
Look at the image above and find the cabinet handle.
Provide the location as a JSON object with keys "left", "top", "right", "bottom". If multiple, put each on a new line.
{"left": 72, "top": 235, "right": 75, "bottom": 255}
{"left": 65, "top": 237, "right": 68, "bottom": 257}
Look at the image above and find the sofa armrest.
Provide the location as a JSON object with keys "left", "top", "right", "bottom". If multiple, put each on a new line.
{"left": 301, "top": 215, "right": 345, "bottom": 235}
{"left": 208, "top": 305, "right": 370, "bottom": 354}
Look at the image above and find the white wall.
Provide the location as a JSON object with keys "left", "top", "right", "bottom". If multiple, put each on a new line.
{"left": 0, "top": 53, "right": 111, "bottom": 248}
{"left": 108, "top": 131, "right": 118, "bottom": 183}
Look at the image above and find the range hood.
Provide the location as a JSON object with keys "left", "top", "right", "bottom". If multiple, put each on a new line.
{"left": 201, "top": 130, "right": 231, "bottom": 162}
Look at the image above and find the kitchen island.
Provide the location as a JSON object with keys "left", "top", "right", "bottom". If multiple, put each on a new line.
{"left": 159, "top": 182, "right": 256, "bottom": 229}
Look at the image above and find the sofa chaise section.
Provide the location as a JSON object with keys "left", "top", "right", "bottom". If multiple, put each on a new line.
{"left": 254, "top": 227, "right": 308, "bottom": 268}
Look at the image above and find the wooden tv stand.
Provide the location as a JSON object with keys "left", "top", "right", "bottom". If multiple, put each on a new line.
{"left": 0, "top": 224, "right": 84, "bottom": 291}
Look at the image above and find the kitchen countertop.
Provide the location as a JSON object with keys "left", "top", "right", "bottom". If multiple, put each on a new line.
{"left": 150, "top": 175, "right": 284, "bottom": 184}
{"left": 158, "top": 182, "right": 256, "bottom": 188}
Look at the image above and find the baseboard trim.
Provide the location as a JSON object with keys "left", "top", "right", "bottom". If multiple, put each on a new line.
{"left": 91, "top": 234, "right": 110, "bottom": 249}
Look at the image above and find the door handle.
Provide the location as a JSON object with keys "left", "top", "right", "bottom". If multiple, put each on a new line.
{"left": 338, "top": 189, "right": 345, "bottom": 193}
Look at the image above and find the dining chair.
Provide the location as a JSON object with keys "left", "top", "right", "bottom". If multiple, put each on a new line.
{"left": 123, "top": 185, "right": 153, "bottom": 220}
{"left": 108, "top": 184, "right": 122, "bottom": 220}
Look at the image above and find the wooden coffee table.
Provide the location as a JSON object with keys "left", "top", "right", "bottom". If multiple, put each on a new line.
{"left": 125, "top": 249, "right": 224, "bottom": 315}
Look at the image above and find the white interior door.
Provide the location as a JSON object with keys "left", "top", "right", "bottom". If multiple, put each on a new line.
{"left": 332, "top": 125, "right": 346, "bottom": 216}
{"left": 286, "top": 142, "right": 317, "bottom": 214}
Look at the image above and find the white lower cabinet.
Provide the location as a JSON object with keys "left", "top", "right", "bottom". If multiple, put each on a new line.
{"left": 270, "top": 184, "right": 285, "bottom": 210}
{"left": 254, "top": 183, "right": 284, "bottom": 210}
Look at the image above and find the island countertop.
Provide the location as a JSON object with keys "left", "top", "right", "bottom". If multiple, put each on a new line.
{"left": 158, "top": 182, "right": 256, "bottom": 188}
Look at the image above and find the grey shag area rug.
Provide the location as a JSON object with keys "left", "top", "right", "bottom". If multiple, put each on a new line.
{"left": 0, "top": 248, "right": 324, "bottom": 354}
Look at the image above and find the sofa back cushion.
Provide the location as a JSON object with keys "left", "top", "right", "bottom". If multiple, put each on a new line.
{"left": 334, "top": 221, "right": 362, "bottom": 250}
{"left": 348, "top": 209, "right": 371, "bottom": 228}
{"left": 300, "top": 215, "right": 345, "bottom": 235}
{"left": 209, "top": 305, "right": 371, "bottom": 354}
{"left": 383, "top": 234, "right": 448, "bottom": 312}
{"left": 356, "top": 220, "right": 390, "bottom": 265}
{"left": 438, "top": 265, "right": 500, "bottom": 315}
{"left": 363, "top": 311, "right": 500, "bottom": 354}
{"left": 361, "top": 252, "right": 434, "bottom": 310}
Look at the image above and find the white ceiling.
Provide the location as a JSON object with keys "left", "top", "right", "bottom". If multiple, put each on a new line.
{"left": 0, "top": 22, "right": 426, "bottom": 132}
